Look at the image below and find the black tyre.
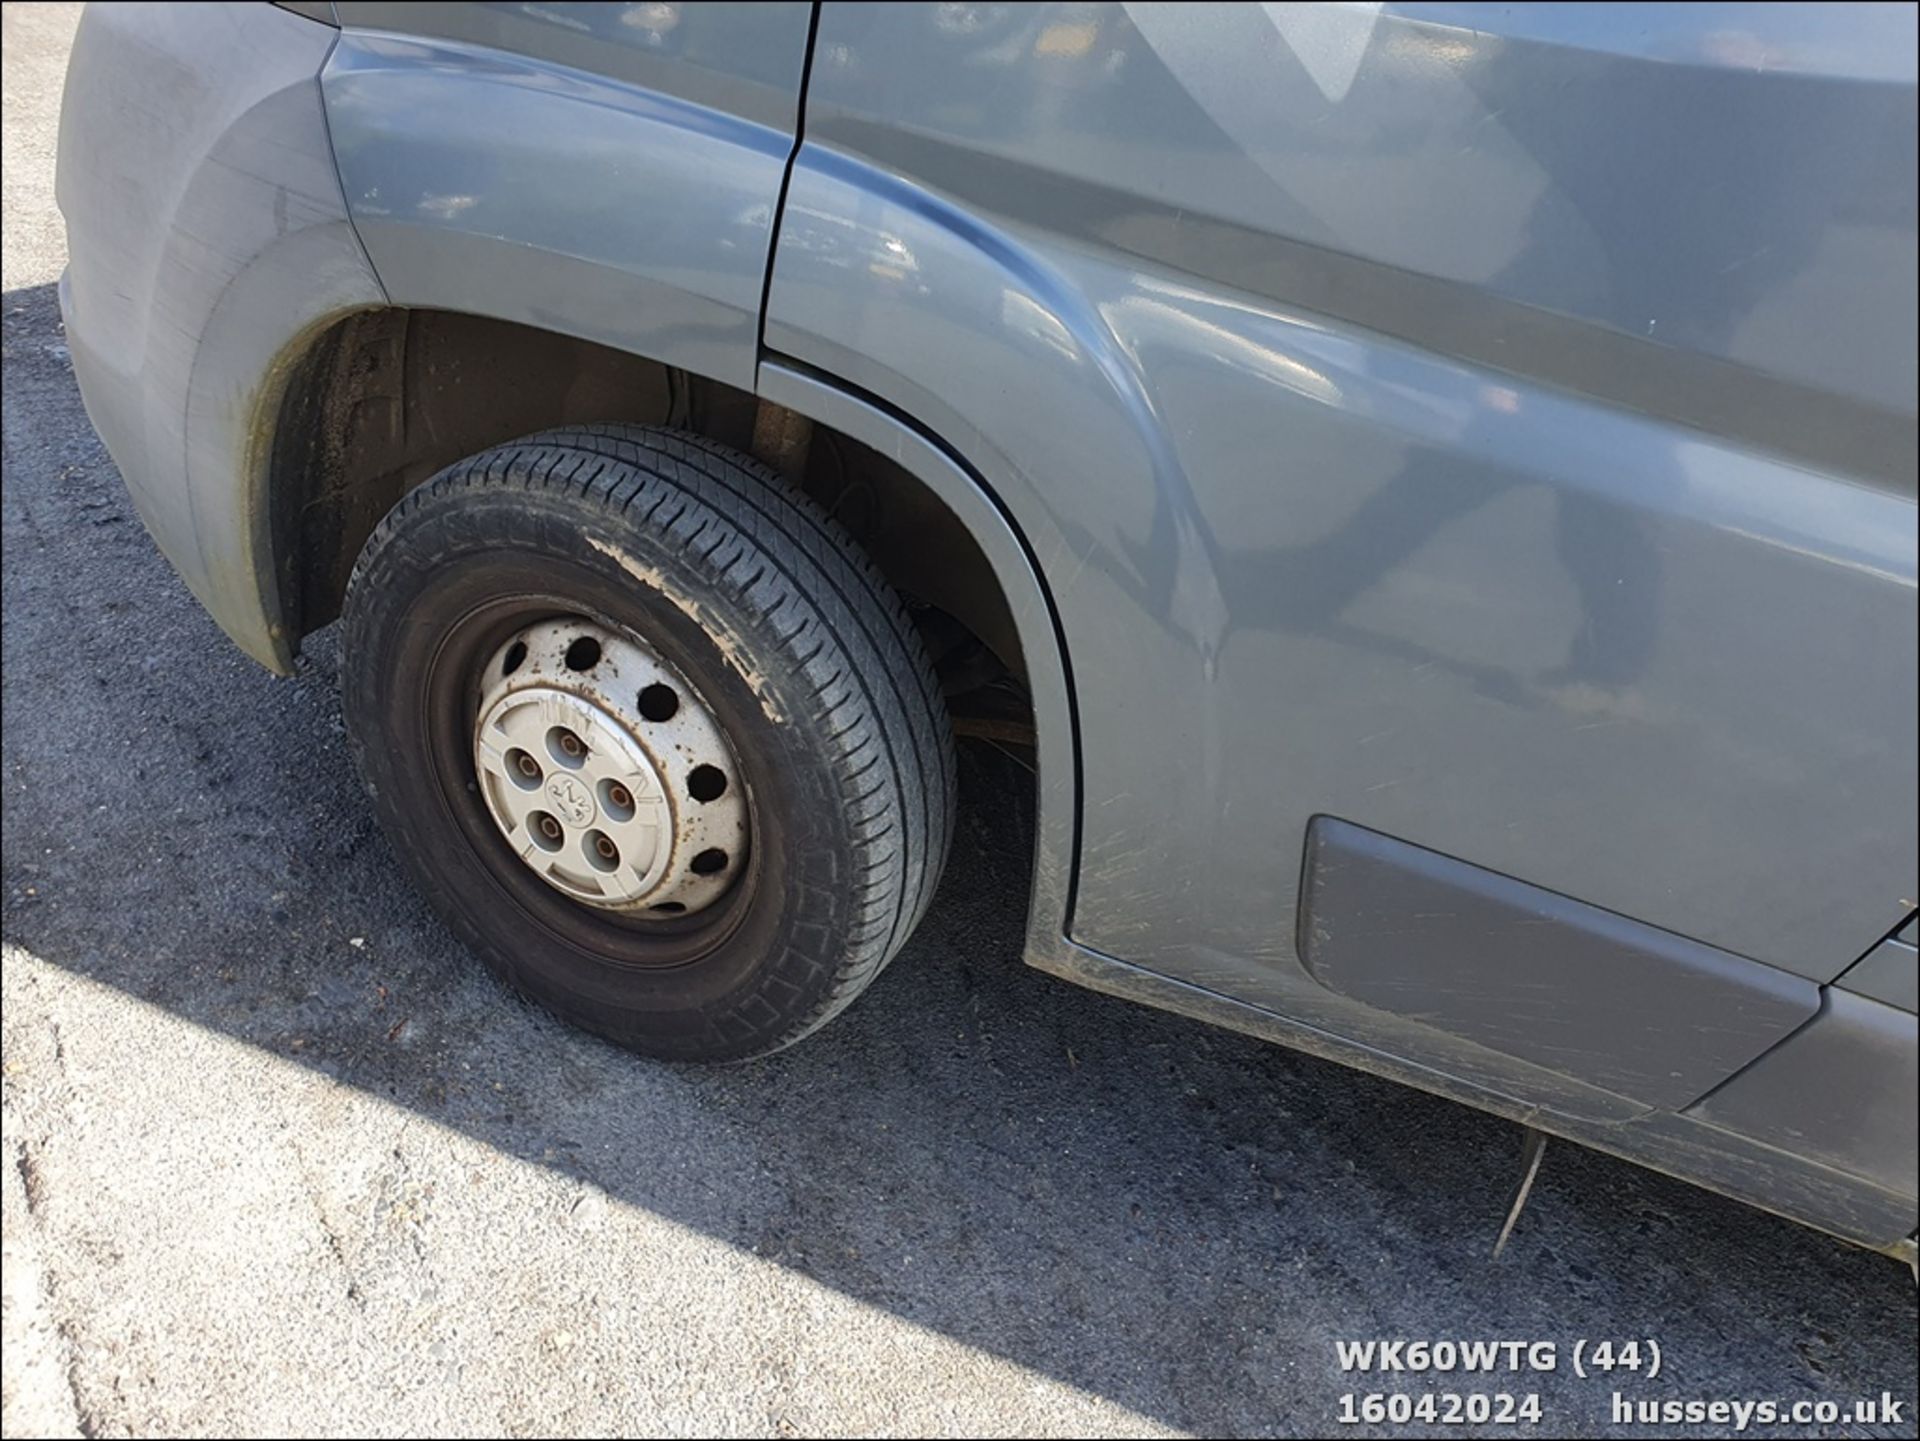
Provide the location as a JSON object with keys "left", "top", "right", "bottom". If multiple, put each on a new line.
{"left": 341, "top": 425, "right": 955, "bottom": 1061}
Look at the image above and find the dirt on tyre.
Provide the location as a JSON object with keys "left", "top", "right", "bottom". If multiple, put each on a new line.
{"left": 340, "top": 424, "right": 956, "bottom": 1062}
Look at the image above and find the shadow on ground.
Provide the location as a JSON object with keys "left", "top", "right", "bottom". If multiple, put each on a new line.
{"left": 3, "top": 279, "right": 1914, "bottom": 1436}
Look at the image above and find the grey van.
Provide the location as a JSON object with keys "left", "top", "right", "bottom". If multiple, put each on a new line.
{"left": 55, "top": 2, "right": 1918, "bottom": 1263}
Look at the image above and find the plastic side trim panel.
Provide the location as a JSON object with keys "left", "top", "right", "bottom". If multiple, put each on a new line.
{"left": 1687, "top": 990, "right": 1919, "bottom": 1201}
{"left": 1035, "top": 940, "right": 1917, "bottom": 1250}
{"left": 1298, "top": 817, "right": 1820, "bottom": 1109}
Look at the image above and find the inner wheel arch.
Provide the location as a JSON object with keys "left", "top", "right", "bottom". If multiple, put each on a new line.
{"left": 752, "top": 361, "right": 1083, "bottom": 970}
{"left": 264, "top": 308, "right": 1069, "bottom": 965}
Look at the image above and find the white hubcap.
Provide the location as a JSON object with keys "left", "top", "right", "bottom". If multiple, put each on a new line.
{"left": 472, "top": 619, "right": 748, "bottom": 915}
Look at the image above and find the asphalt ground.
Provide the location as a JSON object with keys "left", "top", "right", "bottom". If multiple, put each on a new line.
{"left": 4, "top": 5, "right": 1916, "bottom": 1436}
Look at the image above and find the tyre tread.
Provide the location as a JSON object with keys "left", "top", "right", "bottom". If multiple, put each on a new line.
{"left": 346, "top": 426, "right": 955, "bottom": 1059}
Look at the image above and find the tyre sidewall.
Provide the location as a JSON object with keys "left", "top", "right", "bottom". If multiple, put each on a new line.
{"left": 344, "top": 481, "right": 872, "bottom": 1060}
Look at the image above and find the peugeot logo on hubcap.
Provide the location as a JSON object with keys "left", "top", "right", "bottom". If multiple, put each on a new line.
{"left": 546, "top": 773, "right": 595, "bottom": 827}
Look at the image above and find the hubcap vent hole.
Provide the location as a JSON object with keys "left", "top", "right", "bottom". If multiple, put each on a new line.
{"left": 690, "top": 847, "right": 728, "bottom": 875}
{"left": 688, "top": 765, "right": 727, "bottom": 803}
{"left": 564, "top": 636, "right": 602, "bottom": 670}
{"left": 638, "top": 683, "right": 679, "bottom": 722}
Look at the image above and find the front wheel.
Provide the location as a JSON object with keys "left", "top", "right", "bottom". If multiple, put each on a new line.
{"left": 341, "top": 425, "right": 955, "bottom": 1061}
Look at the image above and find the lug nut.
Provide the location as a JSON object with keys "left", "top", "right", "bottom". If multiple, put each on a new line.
{"left": 594, "top": 835, "right": 618, "bottom": 861}
{"left": 538, "top": 815, "right": 563, "bottom": 841}
{"left": 607, "top": 783, "right": 632, "bottom": 811}
{"left": 558, "top": 730, "right": 584, "bottom": 758}
{"left": 516, "top": 752, "right": 540, "bottom": 779}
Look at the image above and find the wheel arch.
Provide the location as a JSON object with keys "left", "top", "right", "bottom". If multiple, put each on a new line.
{"left": 252, "top": 308, "right": 1082, "bottom": 963}
{"left": 755, "top": 361, "right": 1082, "bottom": 964}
